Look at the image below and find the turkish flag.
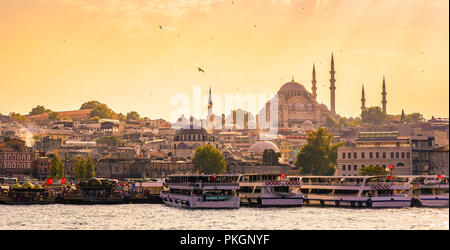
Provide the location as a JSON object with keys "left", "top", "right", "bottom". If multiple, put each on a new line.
{"left": 61, "top": 177, "right": 66, "bottom": 184}
{"left": 46, "top": 178, "right": 53, "bottom": 185}
{"left": 437, "top": 175, "right": 444, "bottom": 180}
{"left": 281, "top": 173, "right": 286, "bottom": 179}
{"left": 388, "top": 165, "right": 393, "bottom": 170}
{"left": 387, "top": 176, "right": 394, "bottom": 180}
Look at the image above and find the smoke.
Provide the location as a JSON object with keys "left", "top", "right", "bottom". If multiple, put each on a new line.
{"left": 18, "top": 127, "right": 35, "bottom": 147}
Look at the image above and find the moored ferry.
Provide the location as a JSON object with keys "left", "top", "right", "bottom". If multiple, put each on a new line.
{"left": 238, "top": 173, "right": 303, "bottom": 207}
{"left": 160, "top": 174, "right": 240, "bottom": 209}
{"left": 299, "top": 176, "right": 411, "bottom": 208}
{"left": 407, "top": 175, "right": 449, "bottom": 207}
{"left": 0, "top": 182, "right": 56, "bottom": 205}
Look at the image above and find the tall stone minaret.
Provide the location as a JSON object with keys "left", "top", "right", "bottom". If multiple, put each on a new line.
{"left": 312, "top": 63, "right": 317, "bottom": 100}
{"left": 207, "top": 87, "right": 214, "bottom": 127}
{"left": 361, "top": 85, "right": 366, "bottom": 113}
{"left": 329, "top": 53, "right": 336, "bottom": 113}
{"left": 382, "top": 76, "right": 387, "bottom": 114}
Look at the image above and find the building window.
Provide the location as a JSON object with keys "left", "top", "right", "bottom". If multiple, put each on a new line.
{"left": 370, "top": 152, "right": 373, "bottom": 159}
{"left": 342, "top": 153, "right": 346, "bottom": 159}
{"left": 361, "top": 152, "right": 365, "bottom": 159}
{"left": 401, "top": 152, "right": 405, "bottom": 159}
{"left": 354, "top": 153, "right": 357, "bottom": 159}
{"left": 396, "top": 152, "right": 399, "bottom": 159}
{"left": 407, "top": 152, "right": 410, "bottom": 159}
{"left": 342, "top": 165, "right": 346, "bottom": 171}
{"left": 354, "top": 165, "right": 357, "bottom": 171}
{"left": 376, "top": 152, "right": 379, "bottom": 158}
{"left": 391, "top": 152, "right": 394, "bottom": 159}
{"left": 383, "top": 152, "right": 386, "bottom": 159}
{"left": 348, "top": 153, "right": 351, "bottom": 159}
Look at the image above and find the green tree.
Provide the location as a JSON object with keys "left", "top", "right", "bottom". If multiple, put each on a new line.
{"left": 191, "top": 144, "right": 226, "bottom": 174}
{"left": 84, "top": 157, "right": 96, "bottom": 179}
{"left": 358, "top": 165, "right": 390, "bottom": 176}
{"left": 48, "top": 154, "right": 65, "bottom": 179}
{"left": 29, "top": 105, "right": 51, "bottom": 115}
{"left": 80, "top": 100, "right": 101, "bottom": 110}
{"left": 90, "top": 103, "right": 116, "bottom": 119}
{"left": 126, "top": 111, "right": 140, "bottom": 121}
{"left": 262, "top": 149, "right": 281, "bottom": 166}
{"left": 117, "top": 113, "right": 126, "bottom": 122}
{"left": 73, "top": 157, "right": 86, "bottom": 181}
{"left": 48, "top": 111, "right": 60, "bottom": 121}
{"left": 9, "top": 112, "right": 27, "bottom": 122}
{"left": 294, "top": 127, "right": 342, "bottom": 175}
{"left": 361, "top": 106, "right": 387, "bottom": 125}
{"left": 404, "top": 113, "right": 425, "bottom": 124}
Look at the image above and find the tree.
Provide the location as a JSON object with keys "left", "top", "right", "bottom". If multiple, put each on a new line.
{"left": 9, "top": 112, "right": 27, "bottom": 122}
{"left": 73, "top": 157, "right": 96, "bottom": 181}
{"left": 116, "top": 113, "right": 126, "bottom": 122}
{"left": 48, "top": 154, "right": 65, "bottom": 179}
{"left": 84, "top": 157, "right": 95, "bottom": 179}
{"left": 90, "top": 103, "right": 116, "bottom": 119}
{"left": 191, "top": 144, "right": 226, "bottom": 174}
{"left": 29, "top": 105, "right": 51, "bottom": 115}
{"left": 126, "top": 111, "right": 140, "bottom": 121}
{"left": 294, "top": 127, "right": 342, "bottom": 175}
{"left": 361, "top": 106, "right": 387, "bottom": 125}
{"left": 404, "top": 113, "right": 425, "bottom": 124}
{"left": 80, "top": 100, "right": 101, "bottom": 110}
{"left": 48, "top": 111, "right": 60, "bottom": 121}
{"left": 262, "top": 149, "right": 280, "bottom": 166}
{"left": 73, "top": 157, "right": 84, "bottom": 181}
{"left": 358, "top": 165, "right": 390, "bottom": 176}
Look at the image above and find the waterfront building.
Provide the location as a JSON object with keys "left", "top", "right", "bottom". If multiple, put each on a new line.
{"left": 429, "top": 146, "right": 449, "bottom": 175}
{"left": 0, "top": 139, "right": 34, "bottom": 177}
{"left": 337, "top": 131, "right": 412, "bottom": 176}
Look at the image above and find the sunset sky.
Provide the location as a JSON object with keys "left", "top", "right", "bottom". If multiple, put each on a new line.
{"left": 0, "top": 0, "right": 448, "bottom": 122}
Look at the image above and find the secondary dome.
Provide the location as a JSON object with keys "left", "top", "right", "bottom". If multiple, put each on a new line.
{"left": 302, "top": 120, "right": 314, "bottom": 127}
{"left": 248, "top": 141, "right": 280, "bottom": 153}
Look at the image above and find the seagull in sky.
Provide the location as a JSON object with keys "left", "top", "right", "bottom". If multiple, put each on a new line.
{"left": 198, "top": 67, "right": 205, "bottom": 73}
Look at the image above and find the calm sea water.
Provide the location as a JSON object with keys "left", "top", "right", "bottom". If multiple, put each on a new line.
{"left": 0, "top": 204, "right": 448, "bottom": 230}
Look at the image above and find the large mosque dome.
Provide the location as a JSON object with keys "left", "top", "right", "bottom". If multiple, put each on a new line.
{"left": 248, "top": 140, "right": 280, "bottom": 153}
{"left": 278, "top": 80, "right": 310, "bottom": 99}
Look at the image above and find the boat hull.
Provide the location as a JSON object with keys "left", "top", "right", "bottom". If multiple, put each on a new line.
{"left": 161, "top": 193, "right": 240, "bottom": 209}
{"left": 417, "top": 195, "right": 449, "bottom": 207}
{"left": 304, "top": 196, "right": 411, "bottom": 208}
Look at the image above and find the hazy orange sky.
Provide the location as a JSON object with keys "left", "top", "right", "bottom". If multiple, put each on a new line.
{"left": 0, "top": 0, "right": 448, "bottom": 122}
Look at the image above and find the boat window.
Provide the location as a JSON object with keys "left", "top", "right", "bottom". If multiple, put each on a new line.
{"left": 334, "top": 190, "right": 359, "bottom": 195}
{"left": 420, "top": 188, "right": 434, "bottom": 195}
{"left": 310, "top": 189, "right": 332, "bottom": 194}
{"left": 273, "top": 186, "right": 290, "bottom": 193}
{"left": 300, "top": 189, "right": 309, "bottom": 194}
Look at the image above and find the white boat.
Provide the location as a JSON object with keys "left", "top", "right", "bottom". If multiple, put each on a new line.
{"left": 300, "top": 176, "right": 411, "bottom": 208}
{"left": 238, "top": 173, "right": 303, "bottom": 207}
{"left": 407, "top": 175, "right": 449, "bottom": 207}
{"left": 160, "top": 174, "right": 240, "bottom": 209}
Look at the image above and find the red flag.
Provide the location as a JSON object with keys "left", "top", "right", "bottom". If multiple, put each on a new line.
{"left": 61, "top": 177, "right": 66, "bottom": 184}
{"left": 388, "top": 165, "right": 393, "bottom": 170}
{"left": 437, "top": 175, "right": 443, "bottom": 180}
{"left": 387, "top": 176, "right": 394, "bottom": 181}
{"left": 281, "top": 173, "right": 286, "bottom": 179}
{"left": 46, "top": 178, "right": 53, "bottom": 185}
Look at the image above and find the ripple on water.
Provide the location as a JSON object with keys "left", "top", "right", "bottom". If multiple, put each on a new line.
{"left": 0, "top": 204, "right": 448, "bottom": 230}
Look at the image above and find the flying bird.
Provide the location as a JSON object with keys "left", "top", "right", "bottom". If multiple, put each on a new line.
{"left": 159, "top": 25, "right": 163, "bottom": 30}
{"left": 198, "top": 67, "right": 205, "bottom": 73}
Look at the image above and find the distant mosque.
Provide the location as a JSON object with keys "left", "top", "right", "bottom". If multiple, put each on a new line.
{"left": 257, "top": 53, "right": 390, "bottom": 128}
{"left": 196, "top": 53, "right": 390, "bottom": 130}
